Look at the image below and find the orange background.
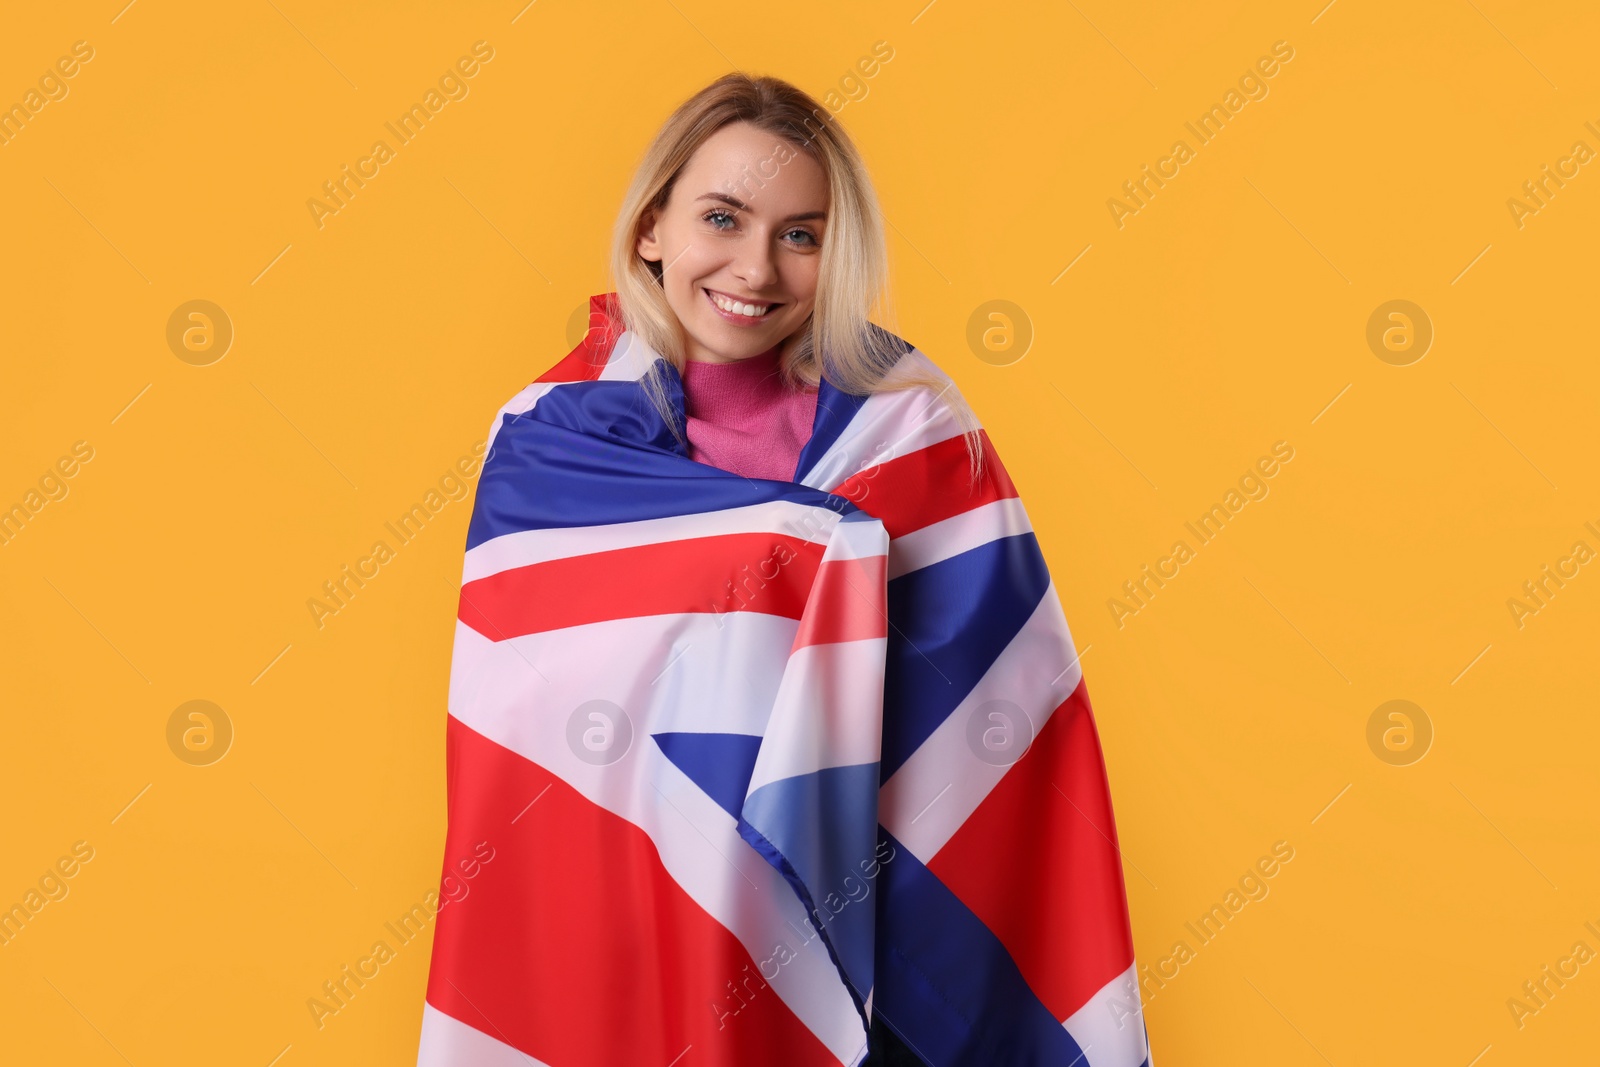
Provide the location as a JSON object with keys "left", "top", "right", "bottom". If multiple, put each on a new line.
{"left": 2, "top": 1, "right": 1597, "bottom": 1063}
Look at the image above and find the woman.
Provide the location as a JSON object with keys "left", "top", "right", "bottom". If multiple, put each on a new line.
{"left": 416, "top": 74, "right": 1151, "bottom": 1067}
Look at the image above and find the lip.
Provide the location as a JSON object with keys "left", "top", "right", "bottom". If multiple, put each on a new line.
{"left": 703, "top": 287, "right": 783, "bottom": 327}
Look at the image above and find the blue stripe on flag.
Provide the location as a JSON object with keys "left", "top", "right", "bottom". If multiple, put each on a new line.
{"left": 467, "top": 381, "right": 860, "bottom": 549}
{"left": 880, "top": 533, "right": 1052, "bottom": 780}
{"left": 795, "top": 375, "right": 870, "bottom": 484}
{"left": 740, "top": 763, "right": 883, "bottom": 1015}
{"left": 873, "top": 826, "right": 1091, "bottom": 1066}
{"left": 651, "top": 732, "right": 763, "bottom": 822}
{"left": 793, "top": 324, "right": 913, "bottom": 485}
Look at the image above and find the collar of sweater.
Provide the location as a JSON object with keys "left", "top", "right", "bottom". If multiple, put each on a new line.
{"left": 680, "top": 344, "right": 793, "bottom": 421}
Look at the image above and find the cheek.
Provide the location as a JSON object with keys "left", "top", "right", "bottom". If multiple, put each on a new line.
{"left": 670, "top": 243, "right": 723, "bottom": 294}
{"left": 779, "top": 258, "right": 821, "bottom": 304}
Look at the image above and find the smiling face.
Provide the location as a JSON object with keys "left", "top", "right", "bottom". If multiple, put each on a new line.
{"left": 635, "top": 121, "right": 829, "bottom": 365}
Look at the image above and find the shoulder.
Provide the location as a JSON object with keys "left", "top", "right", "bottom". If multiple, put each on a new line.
{"left": 809, "top": 348, "right": 975, "bottom": 487}
{"left": 873, "top": 342, "right": 973, "bottom": 440}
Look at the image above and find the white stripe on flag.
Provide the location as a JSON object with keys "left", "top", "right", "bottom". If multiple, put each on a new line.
{"left": 481, "top": 327, "right": 656, "bottom": 460}
{"left": 886, "top": 496, "right": 1034, "bottom": 580}
{"left": 449, "top": 610, "right": 796, "bottom": 740}
{"left": 746, "top": 638, "right": 888, "bottom": 792}
{"left": 818, "top": 512, "right": 890, "bottom": 563}
{"left": 798, "top": 360, "right": 968, "bottom": 492}
{"left": 598, "top": 330, "right": 660, "bottom": 381}
{"left": 445, "top": 613, "right": 867, "bottom": 1064}
{"left": 417, "top": 1001, "right": 554, "bottom": 1067}
{"left": 877, "top": 581, "right": 1085, "bottom": 865}
{"left": 1062, "top": 961, "right": 1151, "bottom": 1067}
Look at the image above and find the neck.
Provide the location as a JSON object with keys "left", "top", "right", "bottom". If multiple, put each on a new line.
{"left": 685, "top": 341, "right": 783, "bottom": 366}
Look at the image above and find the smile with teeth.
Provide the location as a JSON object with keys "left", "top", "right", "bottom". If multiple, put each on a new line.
{"left": 705, "top": 288, "right": 780, "bottom": 319}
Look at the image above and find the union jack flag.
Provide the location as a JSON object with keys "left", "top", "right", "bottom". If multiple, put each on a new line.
{"left": 416, "top": 293, "right": 1153, "bottom": 1067}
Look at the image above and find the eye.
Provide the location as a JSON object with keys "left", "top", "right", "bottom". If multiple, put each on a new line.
{"left": 701, "top": 208, "right": 819, "bottom": 249}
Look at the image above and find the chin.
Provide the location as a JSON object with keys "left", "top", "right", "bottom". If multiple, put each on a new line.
{"left": 697, "top": 339, "right": 765, "bottom": 362}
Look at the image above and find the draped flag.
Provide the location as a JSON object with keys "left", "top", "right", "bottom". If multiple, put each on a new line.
{"left": 416, "top": 293, "right": 1154, "bottom": 1067}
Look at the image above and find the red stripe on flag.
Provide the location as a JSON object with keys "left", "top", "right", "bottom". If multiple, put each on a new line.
{"left": 424, "top": 716, "right": 846, "bottom": 1067}
{"left": 792, "top": 555, "right": 887, "bottom": 650}
{"left": 827, "top": 430, "right": 1016, "bottom": 539}
{"left": 927, "top": 678, "right": 1136, "bottom": 1021}
{"left": 458, "top": 533, "right": 824, "bottom": 641}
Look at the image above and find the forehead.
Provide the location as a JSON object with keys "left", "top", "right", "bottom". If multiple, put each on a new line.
{"left": 675, "top": 122, "right": 828, "bottom": 213}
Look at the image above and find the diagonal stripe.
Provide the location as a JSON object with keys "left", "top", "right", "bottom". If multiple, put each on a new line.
{"left": 653, "top": 731, "right": 763, "bottom": 822}
{"left": 880, "top": 533, "right": 1052, "bottom": 780}
{"left": 872, "top": 826, "right": 1092, "bottom": 1064}
{"left": 878, "top": 580, "right": 1084, "bottom": 864}
{"left": 442, "top": 616, "right": 869, "bottom": 1060}
{"left": 828, "top": 429, "right": 1016, "bottom": 540}
{"left": 424, "top": 716, "right": 857, "bottom": 1067}
{"left": 797, "top": 350, "right": 967, "bottom": 494}
{"left": 887, "top": 496, "right": 1035, "bottom": 580}
{"left": 741, "top": 763, "right": 885, "bottom": 1019}
{"left": 929, "top": 678, "right": 1138, "bottom": 1028}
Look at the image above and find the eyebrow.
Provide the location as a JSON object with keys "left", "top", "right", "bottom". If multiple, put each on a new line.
{"left": 695, "top": 192, "right": 827, "bottom": 223}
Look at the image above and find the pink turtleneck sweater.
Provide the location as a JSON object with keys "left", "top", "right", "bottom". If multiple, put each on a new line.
{"left": 680, "top": 345, "right": 819, "bottom": 482}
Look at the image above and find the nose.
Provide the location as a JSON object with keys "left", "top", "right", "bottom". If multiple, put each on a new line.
{"left": 730, "top": 236, "right": 778, "bottom": 291}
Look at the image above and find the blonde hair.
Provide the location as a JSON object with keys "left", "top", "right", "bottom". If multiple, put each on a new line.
{"left": 608, "top": 72, "right": 985, "bottom": 485}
